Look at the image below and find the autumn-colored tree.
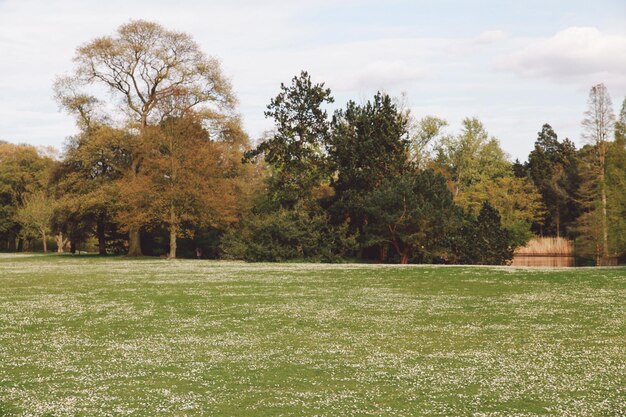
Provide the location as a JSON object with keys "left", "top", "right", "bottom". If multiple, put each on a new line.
{"left": 53, "top": 78, "right": 131, "bottom": 255}
{"left": 126, "top": 113, "right": 247, "bottom": 258}
{"left": 59, "top": 20, "right": 235, "bottom": 256}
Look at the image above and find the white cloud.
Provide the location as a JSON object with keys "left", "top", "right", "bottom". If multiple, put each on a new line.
{"left": 475, "top": 30, "right": 509, "bottom": 44}
{"left": 496, "top": 27, "right": 626, "bottom": 87}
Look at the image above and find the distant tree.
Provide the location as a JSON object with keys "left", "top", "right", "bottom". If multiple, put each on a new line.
{"left": 526, "top": 124, "right": 581, "bottom": 237}
{"left": 457, "top": 176, "right": 545, "bottom": 248}
{"left": 126, "top": 113, "right": 247, "bottom": 259}
{"left": 512, "top": 158, "right": 527, "bottom": 178}
{"left": 51, "top": 125, "right": 130, "bottom": 255}
{"left": 580, "top": 83, "right": 615, "bottom": 263}
{"left": 61, "top": 20, "right": 235, "bottom": 256}
{"left": 15, "top": 192, "right": 54, "bottom": 254}
{"left": 605, "top": 97, "right": 626, "bottom": 258}
{"left": 452, "top": 202, "right": 514, "bottom": 265}
{"left": 0, "top": 143, "right": 54, "bottom": 251}
{"left": 361, "top": 170, "right": 460, "bottom": 264}
{"left": 434, "top": 118, "right": 510, "bottom": 197}
{"left": 330, "top": 93, "right": 411, "bottom": 197}
{"left": 409, "top": 116, "right": 448, "bottom": 169}
{"left": 328, "top": 92, "right": 412, "bottom": 253}
{"left": 433, "top": 119, "right": 536, "bottom": 247}
{"left": 52, "top": 83, "right": 130, "bottom": 255}
{"left": 245, "top": 71, "right": 334, "bottom": 207}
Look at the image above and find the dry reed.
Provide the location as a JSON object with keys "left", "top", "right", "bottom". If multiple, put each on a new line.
{"left": 515, "top": 237, "right": 574, "bottom": 256}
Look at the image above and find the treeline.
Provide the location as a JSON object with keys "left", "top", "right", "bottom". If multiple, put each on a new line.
{"left": 1, "top": 21, "right": 624, "bottom": 264}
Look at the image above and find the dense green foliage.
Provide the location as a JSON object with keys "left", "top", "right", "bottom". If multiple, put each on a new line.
{"left": 361, "top": 170, "right": 459, "bottom": 264}
{"left": 451, "top": 202, "right": 515, "bottom": 265}
{"left": 521, "top": 124, "right": 582, "bottom": 237}
{"left": 328, "top": 92, "right": 412, "bottom": 247}
{"left": 244, "top": 71, "right": 334, "bottom": 207}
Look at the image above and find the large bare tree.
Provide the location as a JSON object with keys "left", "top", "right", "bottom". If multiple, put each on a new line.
{"left": 58, "top": 20, "right": 235, "bottom": 256}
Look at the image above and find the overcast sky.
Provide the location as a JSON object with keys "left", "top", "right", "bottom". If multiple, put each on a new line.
{"left": 1, "top": 0, "right": 625, "bottom": 160}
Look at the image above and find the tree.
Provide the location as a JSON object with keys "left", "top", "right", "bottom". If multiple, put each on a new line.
{"left": 605, "top": 97, "right": 626, "bottom": 258}
{"left": 581, "top": 83, "right": 615, "bottom": 262}
{"left": 432, "top": 118, "right": 534, "bottom": 246}
{"left": 456, "top": 176, "right": 545, "bottom": 248}
{"left": 330, "top": 92, "right": 411, "bottom": 197}
{"left": 525, "top": 124, "right": 581, "bottom": 237}
{"left": 0, "top": 143, "right": 54, "bottom": 251}
{"left": 60, "top": 20, "right": 235, "bottom": 256}
{"left": 452, "top": 202, "right": 514, "bottom": 265}
{"left": 53, "top": 80, "right": 131, "bottom": 255}
{"left": 220, "top": 201, "right": 355, "bottom": 262}
{"left": 127, "top": 113, "right": 247, "bottom": 258}
{"left": 245, "top": 71, "right": 334, "bottom": 207}
{"left": 362, "top": 170, "right": 460, "bottom": 264}
{"left": 15, "top": 192, "right": 54, "bottom": 254}
{"left": 409, "top": 116, "right": 448, "bottom": 169}
{"left": 434, "top": 118, "right": 510, "bottom": 197}
{"left": 51, "top": 126, "right": 130, "bottom": 255}
{"left": 328, "top": 92, "right": 412, "bottom": 252}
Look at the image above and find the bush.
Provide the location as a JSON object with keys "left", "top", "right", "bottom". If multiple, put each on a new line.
{"left": 220, "top": 202, "right": 356, "bottom": 262}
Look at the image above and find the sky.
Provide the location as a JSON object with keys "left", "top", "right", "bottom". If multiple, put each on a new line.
{"left": 0, "top": 0, "right": 625, "bottom": 160}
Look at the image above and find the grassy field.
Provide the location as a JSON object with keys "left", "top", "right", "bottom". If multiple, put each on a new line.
{"left": 0, "top": 254, "right": 624, "bottom": 416}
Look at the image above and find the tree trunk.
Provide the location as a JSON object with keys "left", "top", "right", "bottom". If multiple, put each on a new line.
{"left": 55, "top": 233, "right": 65, "bottom": 253}
{"left": 97, "top": 221, "right": 107, "bottom": 256}
{"left": 127, "top": 227, "right": 142, "bottom": 257}
{"left": 598, "top": 143, "right": 609, "bottom": 263}
{"left": 379, "top": 245, "right": 387, "bottom": 263}
{"left": 126, "top": 152, "right": 144, "bottom": 256}
{"left": 556, "top": 204, "right": 560, "bottom": 238}
{"left": 600, "top": 178, "right": 609, "bottom": 259}
{"left": 169, "top": 206, "right": 177, "bottom": 259}
{"left": 400, "top": 253, "right": 410, "bottom": 264}
{"left": 17, "top": 238, "right": 23, "bottom": 252}
{"left": 42, "top": 230, "right": 47, "bottom": 255}
{"left": 8, "top": 232, "right": 16, "bottom": 252}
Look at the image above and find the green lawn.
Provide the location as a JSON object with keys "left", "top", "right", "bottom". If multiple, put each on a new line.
{"left": 0, "top": 254, "right": 624, "bottom": 416}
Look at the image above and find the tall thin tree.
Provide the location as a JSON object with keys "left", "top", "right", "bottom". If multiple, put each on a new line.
{"left": 581, "top": 83, "right": 615, "bottom": 263}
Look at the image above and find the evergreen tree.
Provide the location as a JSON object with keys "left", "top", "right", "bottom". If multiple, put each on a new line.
{"left": 245, "top": 71, "right": 334, "bottom": 208}
{"left": 328, "top": 92, "right": 412, "bottom": 251}
{"left": 361, "top": 170, "right": 460, "bottom": 264}
{"left": 452, "top": 202, "right": 514, "bottom": 265}
{"left": 526, "top": 124, "right": 582, "bottom": 237}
